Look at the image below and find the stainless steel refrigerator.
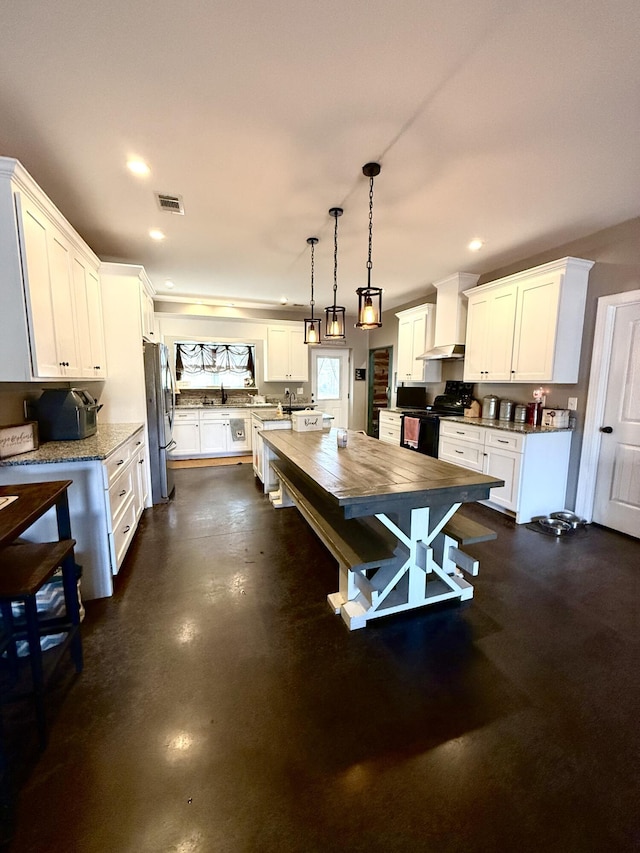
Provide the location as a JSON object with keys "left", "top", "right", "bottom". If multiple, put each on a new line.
{"left": 144, "top": 341, "right": 176, "bottom": 503}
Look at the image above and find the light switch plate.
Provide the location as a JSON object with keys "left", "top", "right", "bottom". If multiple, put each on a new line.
{"left": 568, "top": 397, "right": 578, "bottom": 411}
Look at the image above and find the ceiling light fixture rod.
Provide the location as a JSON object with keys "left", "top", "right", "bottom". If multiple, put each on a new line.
{"left": 304, "top": 236, "right": 321, "bottom": 345}
{"left": 324, "top": 207, "right": 345, "bottom": 339}
{"left": 356, "top": 162, "right": 383, "bottom": 329}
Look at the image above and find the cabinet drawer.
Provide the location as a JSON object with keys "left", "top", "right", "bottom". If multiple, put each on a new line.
{"left": 109, "top": 463, "right": 135, "bottom": 522}
{"left": 379, "top": 426, "right": 401, "bottom": 445}
{"left": 439, "top": 437, "right": 485, "bottom": 472}
{"left": 485, "top": 429, "right": 525, "bottom": 453}
{"left": 110, "top": 496, "right": 137, "bottom": 572}
{"left": 104, "top": 443, "right": 132, "bottom": 485}
{"left": 174, "top": 410, "right": 199, "bottom": 423}
{"left": 439, "top": 421, "right": 485, "bottom": 444}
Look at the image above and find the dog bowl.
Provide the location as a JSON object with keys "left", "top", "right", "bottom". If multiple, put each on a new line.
{"left": 537, "top": 517, "right": 573, "bottom": 536}
{"left": 549, "top": 511, "right": 585, "bottom": 529}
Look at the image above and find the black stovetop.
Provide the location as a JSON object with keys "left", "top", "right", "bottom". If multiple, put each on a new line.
{"left": 399, "top": 381, "right": 474, "bottom": 416}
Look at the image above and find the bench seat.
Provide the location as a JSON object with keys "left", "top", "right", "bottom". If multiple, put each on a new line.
{"left": 270, "top": 460, "right": 400, "bottom": 572}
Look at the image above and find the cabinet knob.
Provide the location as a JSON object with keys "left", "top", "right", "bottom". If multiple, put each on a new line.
{"left": 599, "top": 426, "right": 613, "bottom": 434}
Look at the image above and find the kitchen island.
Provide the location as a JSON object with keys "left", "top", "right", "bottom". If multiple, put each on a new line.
{"left": 261, "top": 427, "right": 503, "bottom": 629}
{"left": 0, "top": 424, "right": 147, "bottom": 599}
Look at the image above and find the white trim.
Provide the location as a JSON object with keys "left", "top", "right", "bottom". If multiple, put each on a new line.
{"left": 575, "top": 288, "right": 640, "bottom": 521}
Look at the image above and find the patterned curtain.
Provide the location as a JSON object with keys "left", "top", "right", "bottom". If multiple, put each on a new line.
{"left": 175, "top": 344, "right": 255, "bottom": 381}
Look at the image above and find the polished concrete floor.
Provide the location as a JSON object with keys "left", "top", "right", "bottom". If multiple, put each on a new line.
{"left": 3, "top": 464, "right": 639, "bottom": 852}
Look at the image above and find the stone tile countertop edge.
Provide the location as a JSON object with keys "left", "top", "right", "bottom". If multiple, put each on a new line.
{"left": 388, "top": 409, "right": 570, "bottom": 435}
{"left": 0, "top": 423, "right": 145, "bottom": 466}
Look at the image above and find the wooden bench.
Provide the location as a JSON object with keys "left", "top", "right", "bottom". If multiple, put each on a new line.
{"left": 441, "top": 512, "right": 496, "bottom": 577}
{"left": 270, "top": 460, "right": 401, "bottom": 571}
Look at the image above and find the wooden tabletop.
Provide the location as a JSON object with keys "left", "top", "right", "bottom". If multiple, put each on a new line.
{"left": 0, "top": 480, "right": 73, "bottom": 546}
{"left": 261, "top": 429, "right": 503, "bottom": 519}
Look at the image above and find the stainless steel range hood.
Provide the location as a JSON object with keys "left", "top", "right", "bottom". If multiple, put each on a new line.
{"left": 417, "top": 272, "right": 480, "bottom": 360}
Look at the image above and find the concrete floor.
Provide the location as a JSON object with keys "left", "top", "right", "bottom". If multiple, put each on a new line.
{"left": 2, "top": 464, "right": 639, "bottom": 852}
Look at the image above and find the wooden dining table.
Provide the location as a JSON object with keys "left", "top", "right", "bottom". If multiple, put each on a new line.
{"left": 261, "top": 427, "right": 504, "bottom": 629}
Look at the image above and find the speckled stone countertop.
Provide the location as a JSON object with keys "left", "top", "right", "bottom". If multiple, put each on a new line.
{"left": 437, "top": 416, "right": 570, "bottom": 435}
{"left": 386, "top": 409, "right": 570, "bottom": 434}
{"left": 250, "top": 410, "right": 293, "bottom": 424}
{"left": 0, "top": 423, "right": 145, "bottom": 466}
{"left": 175, "top": 402, "right": 278, "bottom": 409}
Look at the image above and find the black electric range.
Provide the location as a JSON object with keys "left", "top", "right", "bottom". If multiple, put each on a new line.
{"left": 397, "top": 381, "right": 474, "bottom": 456}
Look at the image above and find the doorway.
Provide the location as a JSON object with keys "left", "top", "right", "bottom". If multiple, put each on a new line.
{"left": 576, "top": 289, "right": 640, "bottom": 537}
{"left": 367, "top": 346, "right": 392, "bottom": 437}
{"left": 311, "top": 348, "right": 350, "bottom": 428}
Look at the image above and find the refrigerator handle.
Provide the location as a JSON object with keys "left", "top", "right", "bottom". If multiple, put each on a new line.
{"left": 168, "top": 361, "right": 177, "bottom": 430}
{"left": 163, "top": 439, "right": 177, "bottom": 452}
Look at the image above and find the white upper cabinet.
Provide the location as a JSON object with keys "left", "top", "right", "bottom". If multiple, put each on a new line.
{"left": 264, "top": 324, "right": 309, "bottom": 381}
{"left": 140, "top": 284, "right": 156, "bottom": 342}
{"left": 0, "top": 157, "right": 104, "bottom": 381}
{"left": 463, "top": 257, "right": 594, "bottom": 383}
{"left": 73, "top": 254, "right": 107, "bottom": 378}
{"left": 395, "top": 304, "right": 442, "bottom": 383}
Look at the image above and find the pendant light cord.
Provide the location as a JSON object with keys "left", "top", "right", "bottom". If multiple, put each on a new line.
{"left": 333, "top": 210, "right": 339, "bottom": 309}
{"left": 367, "top": 174, "right": 374, "bottom": 287}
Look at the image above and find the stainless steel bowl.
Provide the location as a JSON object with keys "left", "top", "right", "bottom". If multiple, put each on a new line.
{"left": 538, "top": 517, "right": 573, "bottom": 536}
{"left": 549, "top": 511, "right": 585, "bottom": 529}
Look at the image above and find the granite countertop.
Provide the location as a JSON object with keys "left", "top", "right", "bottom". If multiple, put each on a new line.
{"left": 0, "top": 423, "right": 145, "bottom": 466}
{"left": 441, "top": 416, "right": 571, "bottom": 435}
{"left": 250, "top": 410, "right": 293, "bottom": 424}
{"left": 386, "top": 408, "right": 570, "bottom": 435}
{"left": 175, "top": 402, "right": 282, "bottom": 409}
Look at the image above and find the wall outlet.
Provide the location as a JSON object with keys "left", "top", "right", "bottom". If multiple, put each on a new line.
{"left": 567, "top": 397, "right": 578, "bottom": 411}
{"left": 297, "top": 387, "right": 303, "bottom": 394}
{"left": 284, "top": 387, "right": 290, "bottom": 397}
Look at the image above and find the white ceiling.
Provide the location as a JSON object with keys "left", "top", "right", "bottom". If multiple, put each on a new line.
{"left": 1, "top": 0, "right": 639, "bottom": 313}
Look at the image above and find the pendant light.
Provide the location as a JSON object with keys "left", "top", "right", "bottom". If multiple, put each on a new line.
{"left": 356, "top": 161, "right": 383, "bottom": 329}
{"left": 324, "top": 207, "right": 346, "bottom": 339}
{"left": 303, "top": 236, "right": 321, "bottom": 345}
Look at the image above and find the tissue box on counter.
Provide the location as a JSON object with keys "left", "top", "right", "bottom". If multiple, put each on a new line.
{"left": 541, "top": 408, "right": 570, "bottom": 428}
{"left": 291, "top": 409, "right": 325, "bottom": 431}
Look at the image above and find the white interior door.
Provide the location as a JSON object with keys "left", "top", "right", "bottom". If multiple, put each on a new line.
{"left": 311, "top": 348, "right": 350, "bottom": 429}
{"left": 592, "top": 301, "right": 640, "bottom": 536}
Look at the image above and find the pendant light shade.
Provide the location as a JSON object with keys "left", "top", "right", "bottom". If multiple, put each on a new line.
{"left": 324, "top": 207, "right": 346, "bottom": 339}
{"left": 356, "top": 162, "right": 383, "bottom": 329}
{"left": 304, "top": 236, "right": 321, "bottom": 345}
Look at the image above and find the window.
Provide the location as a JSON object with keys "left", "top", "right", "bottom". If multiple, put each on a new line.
{"left": 316, "top": 356, "right": 340, "bottom": 400}
{"left": 174, "top": 342, "right": 256, "bottom": 389}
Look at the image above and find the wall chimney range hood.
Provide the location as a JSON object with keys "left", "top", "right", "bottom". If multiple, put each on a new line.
{"left": 417, "top": 272, "right": 480, "bottom": 359}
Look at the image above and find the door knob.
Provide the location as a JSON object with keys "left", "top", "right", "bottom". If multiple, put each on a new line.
{"left": 599, "top": 426, "right": 613, "bottom": 433}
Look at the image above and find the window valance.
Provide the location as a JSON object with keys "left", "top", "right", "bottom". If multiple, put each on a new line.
{"left": 175, "top": 343, "right": 255, "bottom": 381}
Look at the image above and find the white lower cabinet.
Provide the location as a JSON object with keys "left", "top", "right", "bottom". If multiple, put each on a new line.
{"left": 439, "top": 420, "right": 572, "bottom": 523}
{"left": 103, "top": 429, "right": 149, "bottom": 573}
{"left": 171, "top": 408, "right": 252, "bottom": 458}
{"left": 0, "top": 426, "right": 148, "bottom": 600}
{"left": 251, "top": 414, "right": 292, "bottom": 492}
{"left": 378, "top": 410, "right": 402, "bottom": 445}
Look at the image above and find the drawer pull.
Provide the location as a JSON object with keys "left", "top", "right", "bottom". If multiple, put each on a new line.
{"left": 139, "top": 458, "right": 144, "bottom": 464}
{"left": 456, "top": 430, "right": 465, "bottom": 434}
{"left": 122, "top": 525, "right": 131, "bottom": 534}
{"left": 117, "top": 459, "right": 125, "bottom": 466}
{"left": 455, "top": 450, "right": 464, "bottom": 454}
{"left": 497, "top": 439, "right": 509, "bottom": 444}
{"left": 119, "top": 489, "right": 126, "bottom": 497}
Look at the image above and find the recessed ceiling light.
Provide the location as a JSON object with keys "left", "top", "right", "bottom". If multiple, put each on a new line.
{"left": 227, "top": 302, "right": 235, "bottom": 307}
{"left": 149, "top": 229, "right": 166, "bottom": 241}
{"left": 127, "top": 159, "right": 150, "bottom": 176}
{"left": 280, "top": 296, "right": 288, "bottom": 304}
{"left": 468, "top": 238, "right": 484, "bottom": 252}
{"left": 164, "top": 279, "right": 175, "bottom": 289}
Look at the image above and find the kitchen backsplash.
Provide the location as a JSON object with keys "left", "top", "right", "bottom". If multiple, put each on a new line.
{"left": 175, "top": 389, "right": 311, "bottom": 407}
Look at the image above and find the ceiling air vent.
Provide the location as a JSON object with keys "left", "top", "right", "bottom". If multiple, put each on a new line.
{"left": 155, "top": 192, "right": 185, "bottom": 215}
